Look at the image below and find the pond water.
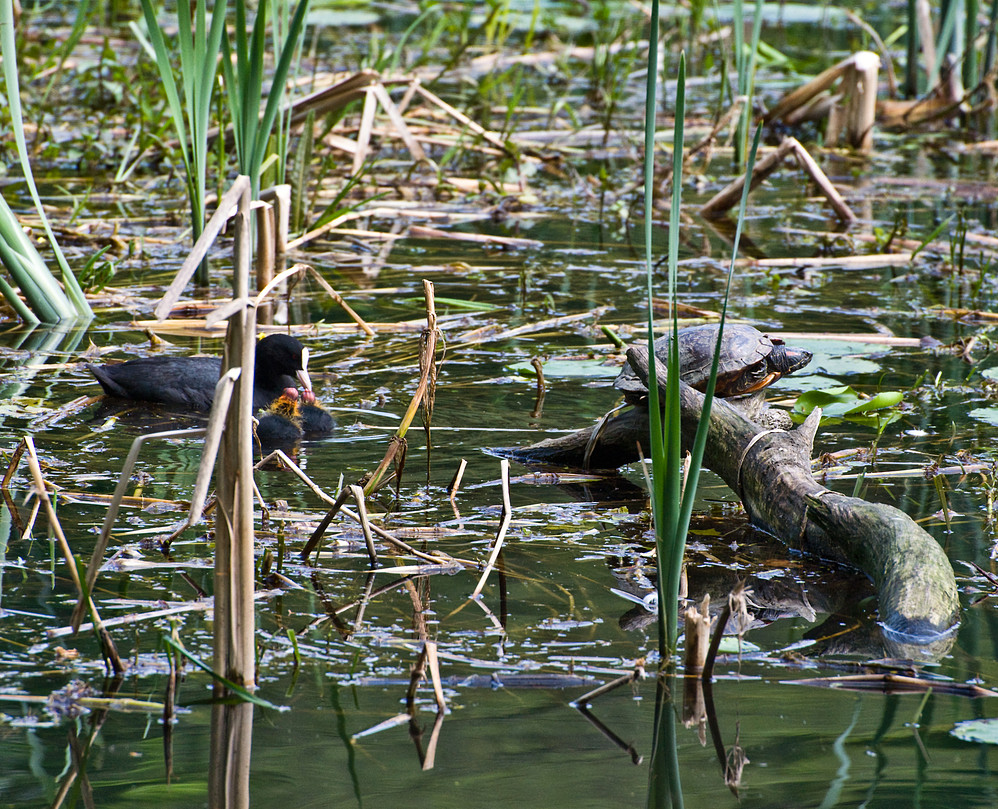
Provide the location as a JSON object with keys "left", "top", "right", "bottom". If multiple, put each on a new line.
{"left": 3, "top": 2, "right": 998, "bottom": 807}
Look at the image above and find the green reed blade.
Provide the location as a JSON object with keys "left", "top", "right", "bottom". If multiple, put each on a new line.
{"left": 0, "top": 0, "right": 91, "bottom": 320}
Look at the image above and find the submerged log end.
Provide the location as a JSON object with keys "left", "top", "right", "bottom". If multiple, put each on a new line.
{"left": 806, "top": 493, "right": 961, "bottom": 651}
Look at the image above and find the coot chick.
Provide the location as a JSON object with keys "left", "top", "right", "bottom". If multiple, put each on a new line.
{"left": 88, "top": 334, "right": 314, "bottom": 411}
{"left": 255, "top": 389, "right": 334, "bottom": 447}
{"left": 256, "top": 390, "right": 304, "bottom": 447}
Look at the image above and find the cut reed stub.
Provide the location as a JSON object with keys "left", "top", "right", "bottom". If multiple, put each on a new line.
{"left": 683, "top": 594, "right": 713, "bottom": 675}
{"left": 763, "top": 51, "right": 881, "bottom": 153}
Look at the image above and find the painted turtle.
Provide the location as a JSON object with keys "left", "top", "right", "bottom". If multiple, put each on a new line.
{"left": 614, "top": 324, "right": 811, "bottom": 403}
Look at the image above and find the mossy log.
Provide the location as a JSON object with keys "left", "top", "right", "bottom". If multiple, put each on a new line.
{"left": 500, "top": 345, "right": 960, "bottom": 655}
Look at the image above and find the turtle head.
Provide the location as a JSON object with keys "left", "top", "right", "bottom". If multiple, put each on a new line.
{"left": 767, "top": 339, "right": 812, "bottom": 375}
{"left": 726, "top": 338, "right": 812, "bottom": 396}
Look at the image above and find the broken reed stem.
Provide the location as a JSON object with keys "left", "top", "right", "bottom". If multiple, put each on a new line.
{"left": 420, "top": 284, "right": 440, "bottom": 457}
{"left": 259, "top": 184, "right": 290, "bottom": 256}
{"left": 350, "top": 484, "right": 378, "bottom": 567}
{"left": 213, "top": 176, "right": 257, "bottom": 691}
{"left": 424, "top": 640, "right": 447, "bottom": 713}
{"left": 255, "top": 201, "right": 275, "bottom": 295}
{"left": 299, "top": 280, "right": 441, "bottom": 559}
{"left": 22, "top": 437, "right": 124, "bottom": 674}
{"left": 570, "top": 662, "right": 646, "bottom": 708}
{"left": 700, "top": 137, "right": 856, "bottom": 223}
{"left": 257, "top": 449, "right": 337, "bottom": 505}
{"left": 448, "top": 459, "right": 467, "bottom": 501}
{"left": 683, "top": 594, "right": 714, "bottom": 675}
{"left": 470, "top": 459, "right": 512, "bottom": 599}
{"left": 303, "top": 264, "right": 375, "bottom": 336}
{"left": 1, "top": 439, "right": 26, "bottom": 488}
{"left": 154, "top": 175, "right": 251, "bottom": 320}
{"left": 73, "top": 426, "right": 210, "bottom": 630}
{"left": 364, "top": 279, "right": 440, "bottom": 495}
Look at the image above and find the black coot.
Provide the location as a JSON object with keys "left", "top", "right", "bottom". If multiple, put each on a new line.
{"left": 88, "top": 334, "right": 314, "bottom": 411}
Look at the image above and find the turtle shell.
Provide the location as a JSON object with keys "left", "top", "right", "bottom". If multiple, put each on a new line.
{"left": 614, "top": 324, "right": 808, "bottom": 400}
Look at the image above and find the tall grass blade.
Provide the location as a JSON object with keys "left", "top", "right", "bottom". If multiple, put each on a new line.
{"left": 644, "top": 21, "right": 762, "bottom": 659}
{"left": 674, "top": 125, "right": 763, "bottom": 559}
{"left": 0, "top": 0, "right": 91, "bottom": 321}
{"left": 733, "top": 0, "right": 764, "bottom": 165}
{"left": 656, "top": 50, "right": 686, "bottom": 657}
{"left": 224, "top": 0, "right": 310, "bottom": 197}
{"left": 137, "top": 0, "right": 225, "bottom": 285}
{"left": 642, "top": 0, "right": 668, "bottom": 657}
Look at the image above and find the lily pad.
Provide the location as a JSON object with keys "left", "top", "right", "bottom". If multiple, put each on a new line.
{"left": 981, "top": 367, "right": 998, "bottom": 381}
{"left": 793, "top": 385, "right": 904, "bottom": 427}
{"left": 969, "top": 407, "right": 998, "bottom": 427}
{"left": 783, "top": 338, "right": 887, "bottom": 378}
{"left": 716, "top": 637, "right": 761, "bottom": 653}
{"left": 509, "top": 358, "right": 620, "bottom": 379}
{"left": 951, "top": 718, "right": 998, "bottom": 745}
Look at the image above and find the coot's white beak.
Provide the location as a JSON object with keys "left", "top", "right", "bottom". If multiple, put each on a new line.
{"left": 297, "top": 347, "right": 316, "bottom": 403}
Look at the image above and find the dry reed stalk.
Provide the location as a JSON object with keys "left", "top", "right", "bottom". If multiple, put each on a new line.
{"left": 53, "top": 597, "right": 237, "bottom": 638}
{"left": 421, "top": 710, "right": 446, "bottom": 772}
{"left": 298, "top": 282, "right": 445, "bottom": 560}
{"left": 288, "top": 70, "right": 382, "bottom": 127}
{"left": 259, "top": 184, "right": 291, "bottom": 256}
{"left": 826, "top": 51, "right": 880, "bottom": 151}
{"left": 213, "top": 177, "right": 257, "bottom": 690}
{"left": 412, "top": 82, "right": 513, "bottom": 156}
{"left": 73, "top": 424, "right": 208, "bottom": 628}
{"left": 302, "top": 264, "right": 375, "bottom": 335}
{"left": 763, "top": 52, "right": 880, "bottom": 153}
{"left": 154, "top": 175, "right": 251, "bottom": 320}
{"left": 448, "top": 459, "right": 467, "bottom": 501}
{"left": 455, "top": 306, "right": 611, "bottom": 345}
{"left": 408, "top": 224, "right": 542, "bottom": 248}
{"left": 353, "top": 84, "right": 378, "bottom": 174}
{"left": 1, "top": 438, "right": 26, "bottom": 487}
{"left": 424, "top": 640, "right": 447, "bottom": 712}
{"left": 370, "top": 81, "right": 428, "bottom": 162}
{"left": 350, "top": 484, "right": 378, "bottom": 567}
{"left": 208, "top": 702, "right": 254, "bottom": 809}
{"left": 22, "top": 437, "right": 124, "bottom": 673}
{"left": 570, "top": 662, "right": 645, "bottom": 708}
{"left": 359, "top": 279, "right": 441, "bottom": 495}
{"left": 734, "top": 253, "right": 913, "bottom": 269}
{"left": 470, "top": 459, "right": 512, "bottom": 599}
{"left": 341, "top": 504, "right": 469, "bottom": 567}
{"left": 254, "top": 449, "right": 336, "bottom": 504}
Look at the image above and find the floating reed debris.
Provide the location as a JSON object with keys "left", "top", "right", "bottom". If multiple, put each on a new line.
{"left": 786, "top": 673, "right": 998, "bottom": 698}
